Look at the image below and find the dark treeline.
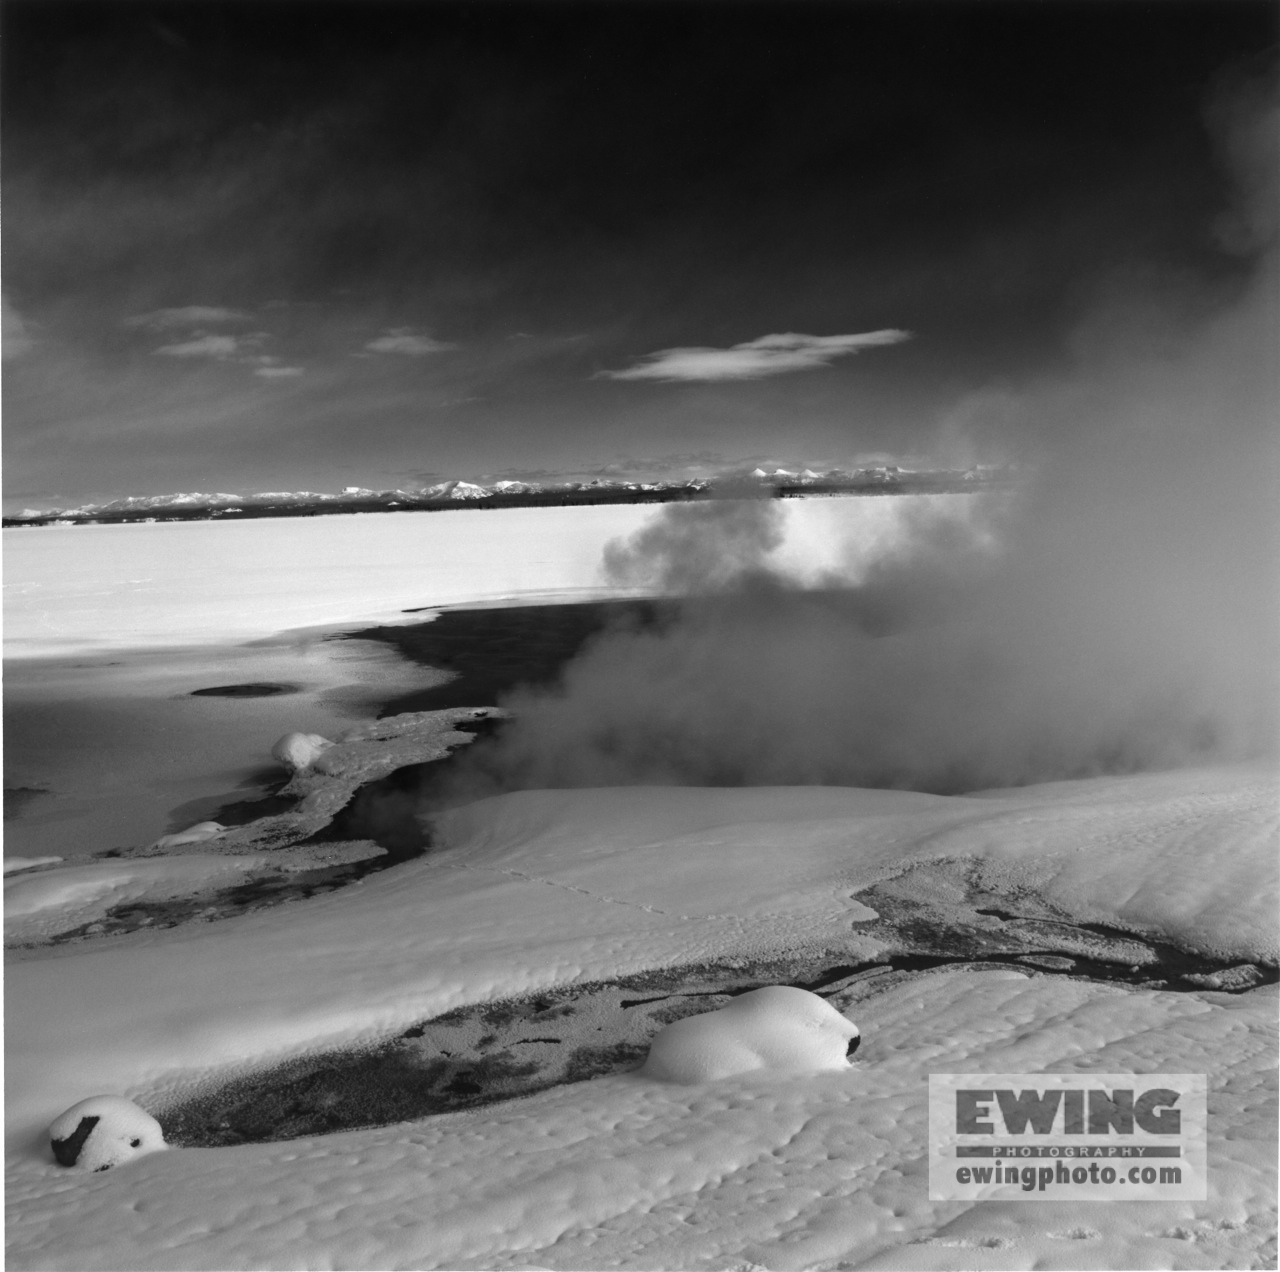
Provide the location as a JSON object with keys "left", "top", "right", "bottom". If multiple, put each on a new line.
{"left": 3, "top": 473, "right": 1002, "bottom": 528}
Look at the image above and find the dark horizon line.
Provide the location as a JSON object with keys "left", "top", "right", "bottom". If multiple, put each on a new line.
{"left": 2, "top": 469, "right": 1014, "bottom": 528}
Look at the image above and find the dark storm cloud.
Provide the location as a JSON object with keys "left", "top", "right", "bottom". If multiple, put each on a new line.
{"left": 2, "top": 1, "right": 1277, "bottom": 506}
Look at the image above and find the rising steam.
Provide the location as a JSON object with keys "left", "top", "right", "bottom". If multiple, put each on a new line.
{"left": 443, "top": 71, "right": 1279, "bottom": 799}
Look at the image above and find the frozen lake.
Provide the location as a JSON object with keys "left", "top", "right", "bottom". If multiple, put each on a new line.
{"left": 3, "top": 495, "right": 982, "bottom": 859}
{"left": 3, "top": 497, "right": 966, "bottom": 657}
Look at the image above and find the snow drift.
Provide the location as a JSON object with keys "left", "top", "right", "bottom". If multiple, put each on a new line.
{"left": 7, "top": 767, "right": 1276, "bottom": 1269}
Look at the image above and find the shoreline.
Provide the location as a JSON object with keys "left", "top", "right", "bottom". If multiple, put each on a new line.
{"left": 342, "top": 595, "right": 666, "bottom": 717}
{"left": 1, "top": 631, "right": 452, "bottom": 862}
{"left": 2, "top": 593, "right": 661, "bottom": 863}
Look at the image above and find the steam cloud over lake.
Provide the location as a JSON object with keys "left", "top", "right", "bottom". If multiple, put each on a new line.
{"left": 452, "top": 79, "right": 1279, "bottom": 798}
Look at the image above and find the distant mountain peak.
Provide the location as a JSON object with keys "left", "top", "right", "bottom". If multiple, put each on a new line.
{"left": 5, "top": 467, "right": 1011, "bottom": 526}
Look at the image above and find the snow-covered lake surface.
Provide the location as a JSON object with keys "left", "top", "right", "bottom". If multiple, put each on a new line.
{"left": 2, "top": 497, "right": 974, "bottom": 860}
{"left": 4, "top": 498, "right": 1277, "bottom": 1271}
{"left": 3, "top": 499, "right": 931, "bottom": 657}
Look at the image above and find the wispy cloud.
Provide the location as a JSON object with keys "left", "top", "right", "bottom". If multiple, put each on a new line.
{"left": 153, "top": 333, "right": 242, "bottom": 358}
{"left": 600, "top": 329, "right": 912, "bottom": 382}
{"left": 125, "top": 306, "right": 250, "bottom": 331}
{"left": 3, "top": 294, "right": 34, "bottom": 358}
{"left": 129, "top": 305, "right": 270, "bottom": 362}
{"left": 364, "top": 328, "right": 455, "bottom": 356}
{"left": 254, "top": 364, "right": 304, "bottom": 378}
{"left": 150, "top": 329, "right": 284, "bottom": 368}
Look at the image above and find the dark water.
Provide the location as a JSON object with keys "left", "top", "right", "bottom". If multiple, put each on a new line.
{"left": 298, "top": 715, "right": 505, "bottom": 858}
{"left": 341, "top": 597, "right": 668, "bottom": 717}
{"left": 162, "top": 939, "right": 1276, "bottom": 1148}
{"left": 276, "top": 599, "right": 670, "bottom": 853}
{"left": 190, "top": 683, "right": 301, "bottom": 698}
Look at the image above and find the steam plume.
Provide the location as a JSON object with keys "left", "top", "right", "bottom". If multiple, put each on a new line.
{"left": 445, "top": 71, "right": 1279, "bottom": 798}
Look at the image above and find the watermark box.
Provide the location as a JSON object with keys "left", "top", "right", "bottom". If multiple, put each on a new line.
{"left": 929, "top": 1073, "right": 1207, "bottom": 1200}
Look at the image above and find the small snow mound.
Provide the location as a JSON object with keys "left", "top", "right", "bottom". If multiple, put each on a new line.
{"left": 271, "top": 732, "right": 334, "bottom": 772}
{"left": 151, "top": 821, "right": 226, "bottom": 850}
{"left": 641, "top": 985, "right": 860, "bottom": 1084}
{"left": 48, "top": 1096, "right": 166, "bottom": 1172}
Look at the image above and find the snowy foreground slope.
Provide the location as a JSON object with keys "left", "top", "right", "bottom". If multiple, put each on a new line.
{"left": 6, "top": 767, "right": 1276, "bottom": 1271}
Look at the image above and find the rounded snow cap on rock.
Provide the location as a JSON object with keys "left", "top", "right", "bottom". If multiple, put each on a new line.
{"left": 641, "top": 985, "right": 860, "bottom": 1084}
{"left": 49, "top": 1096, "right": 167, "bottom": 1172}
{"left": 151, "top": 820, "right": 225, "bottom": 850}
{"left": 271, "top": 732, "right": 334, "bottom": 772}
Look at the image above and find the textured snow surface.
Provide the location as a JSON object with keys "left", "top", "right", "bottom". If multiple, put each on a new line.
{"left": 6, "top": 974, "right": 1274, "bottom": 1271}
{"left": 6, "top": 766, "right": 1276, "bottom": 1270}
{"left": 431, "top": 767, "right": 1279, "bottom": 961}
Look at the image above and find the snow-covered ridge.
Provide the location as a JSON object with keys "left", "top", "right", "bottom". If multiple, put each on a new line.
{"left": 6, "top": 466, "right": 1013, "bottom": 525}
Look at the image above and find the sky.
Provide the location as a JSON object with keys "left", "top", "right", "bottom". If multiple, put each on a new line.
{"left": 2, "top": 0, "right": 1276, "bottom": 510}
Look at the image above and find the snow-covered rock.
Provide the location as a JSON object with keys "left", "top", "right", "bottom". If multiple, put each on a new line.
{"left": 641, "top": 985, "right": 860, "bottom": 1083}
{"left": 4, "top": 854, "right": 274, "bottom": 945}
{"left": 270, "top": 732, "right": 334, "bottom": 772}
{"left": 150, "top": 821, "right": 225, "bottom": 850}
{"left": 48, "top": 1096, "right": 166, "bottom": 1172}
{"left": 3, "top": 857, "right": 63, "bottom": 875}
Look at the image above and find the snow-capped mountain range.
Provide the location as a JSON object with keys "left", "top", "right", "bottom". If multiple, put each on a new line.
{"left": 7, "top": 466, "right": 1013, "bottom": 525}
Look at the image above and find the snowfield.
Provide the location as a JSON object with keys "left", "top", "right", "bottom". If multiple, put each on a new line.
{"left": 6, "top": 974, "right": 1274, "bottom": 1272}
{"left": 5, "top": 769, "right": 1277, "bottom": 1270}
{"left": 2, "top": 498, "right": 953, "bottom": 658}
{"left": 4, "top": 502, "right": 1276, "bottom": 1271}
